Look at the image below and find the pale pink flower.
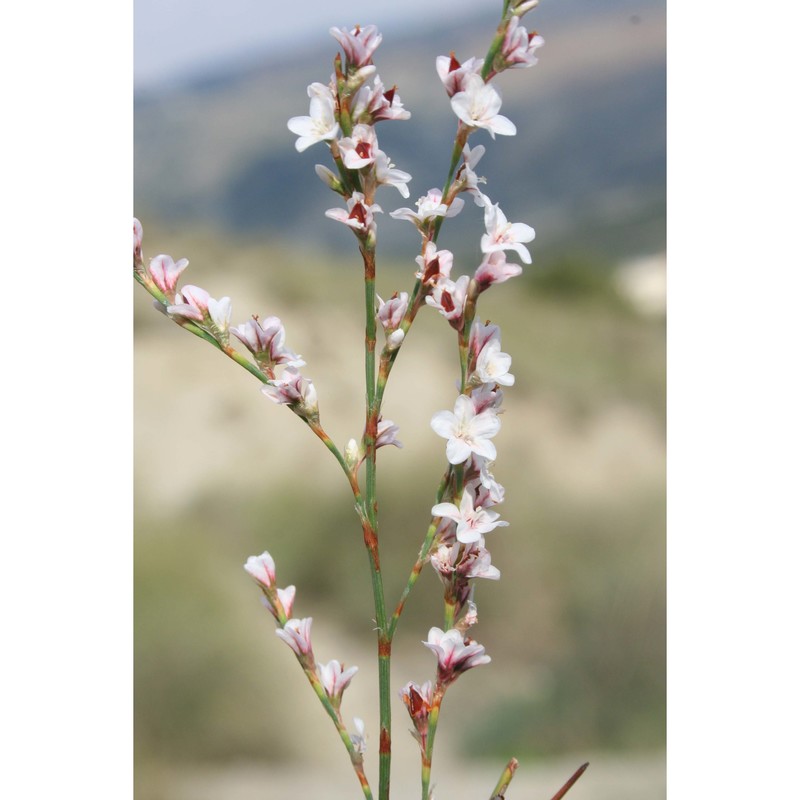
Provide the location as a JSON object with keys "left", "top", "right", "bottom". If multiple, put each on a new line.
{"left": 261, "top": 368, "right": 318, "bottom": 418}
{"left": 148, "top": 254, "right": 189, "bottom": 300}
{"left": 376, "top": 292, "right": 409, "bottom": 332}
{"left": 276, "top": 585, "right": 296, "bottom": 618}
{"left": 352, "top": 77, "right": 411, "bottom": 123}
{"left": 415, "top": 242, "right": 454, "bottom": 286}
{"left": 374, "top": 150, "right": 412, "bottom": 197}
{"left": 231, "top": 316, "right": 305, "bottom": 369}
{"left": 470, "top": 383, "right": 504, "bottom": 414}
{"left": 338, "top": 124, "right": 379, "bottom": 170}
{"left": 330, "top": 24, "right": 382, "bottom": 67}
{"left": 469, "top": 319, "right": 500, "bottom": 361}
{"left": 276, "top": 617, "right": 314, "bottom": 658}
{"left": 475, "top": 251, "right": 523, "bottom": 289}
{"left": 431, "top": 488, "right": 508, "bottom": 544}
{"left": 481, "top": 199, "right": 535, "bottom": 264}
{"left": 287, "top": 83, "right": 340, "bottom": 153}
{"left": 376, "top": 418, "right": 403, "bottom": 449}
{"left": 475, "top": 339, "right": 515, "bottom": 387}
{"left": 501, "top": 16, "right": 545, "bottom": 69}
{"left": 423, "top": 627, "right": 491, "bottom": 683}
{"left": 451, "top": 74, "right": 516, "bottom": 138}
{"left": 425, "top": 275, "right": 470, "bottom": 328}
{"left": 168, "top": 285, "right": 232, "bottom": 337}
{"left": 390, "top": 188, "right": 464, "bottom": 227}
{"left": 325, "top": 192, "right": 382, "bottom": 235}
{"left": 435, "top": 54, "right": 485, "bottom": 97}
{"left": 244, "top": 551, "right": 276, "bottom": 588}
{"left": 460, "top": 541, "right": 501, "bottom": 580}
{"left": 318, "top": 660, "right": 359, "bottom": 705}
{"left": 431, "top": 394, "right": 501, "bottom": 464}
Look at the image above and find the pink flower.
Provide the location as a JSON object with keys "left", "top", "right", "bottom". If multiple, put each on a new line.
{"left": 501, "top": 17, "right": 545, "bottom": 69}
{"left": 244, "top": 551, "right": 276, "bottom": 588}
{"left": 450, "top": 74, "right": 516, "bottom": 138}
{"left": 275, "top": 585, "right": 296, "bottom": 618}
{"left": 431, "top": 488, "right": 508, "bottom": 544}
{"left": 325, "top": 192, "right": 383, "bottom": 236}
{"left": 288, "top": 83, "right": 340, "bottom": 153}
{"left": 167, "top": 285, "right": 232, "bottom": 338}
{"left": 435, "top": 54, "right": 485, "bottom": 97}
{"left": 469, "top": 383, "right": 504, "bottom": 414}
{"left": 425, "top": 275, "right": 470, "bottom": 329}
{"left": 481, "top": 199, "right": 535, "bottom": 264}
{"left": 376, "top": 292, "right": 408, "bottom": 332}
{"left": 231, "top": 316, "right": 305, "bottom": 369}
{"left": 415, "top": 242, "right": 454, "bottom": 286}
{"left": 318, "top": 660, "right": 359, "bottom": 705}
{"left": 352, "top": 77, "right": 411, "bottom": 123}
{"left": 338, "top": 124, "right": 379, "bottom": 170}
{"left": 330, "top": 24, "right": 382, "bottom": 68}
{"left": 148, "top": 254, "right": 189, "bottom": 301}
{"left": 276, "top": 617, "right": 314, "bottom": 658}
{"left": 431, "top": 394, "right": 501, "bottom": 464}
{"left": 472, "top": 456, "right": 506, "bottom": 505}
{"left": 261, "top": 368, "right": 319, "bottom": 419}
{"left": 400, "top": 680, "right": 434, "bottom": 748}
{"left": 423, "top": 627, "right": 491, "bottom": 684}
{"left": 475, "top": 251, "right": 523, "bottom": 289}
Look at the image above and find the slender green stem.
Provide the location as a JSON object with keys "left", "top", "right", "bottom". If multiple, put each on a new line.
{"left": 421, "top": 692, "right": 444, "bottom": 800}
{"left": 489, "top": 757, "right": 519, "bottom": 799}
{"left": 359, "top": 243, "right": 392, "bottom": 800}
{"left": 304, "top": 667, "right": 374, "bottom": 800}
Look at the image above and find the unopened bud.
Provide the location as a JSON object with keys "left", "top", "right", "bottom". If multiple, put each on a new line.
{"left": 387, "top": 328, "right": 405, "bottom": 351}
{"left": 315, "top": 164, "right": 344, "bottom": 194}
{"left": 344, "top": 438, "right": 361, "bottom": 468}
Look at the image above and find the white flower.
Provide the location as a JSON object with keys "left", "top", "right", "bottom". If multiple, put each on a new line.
{"left": 475, "top": 338, "right": 515, "bottom": 387}
{"left": 376, "top": 419, "right": 402, "bottom": 449}
{"left": 376, "top": 292, "right": 409, "bottom": 332}
{"left": 430, "top": 394, "right": 501, "bottom": 465}
{"left": 133, "top": 218, "right": 143, "bottom": 258}
{"left": 374, "top": 150, "right": 412, "bottom": 197}
{"left": 287, "top": 83, "right": 340, "bottom": 153}
{"left": 450, "top": 74, "right": 516, "bottom": 138}
{"left": 318, "top": 660, "right": 359, "bottom": 704}
{"left": 351, "top": 717, "right": 367, "bottom": 754}
{"left": 352, "top": 76, "right": 411, "bottom": 123}
{"left": 457, "top": 144, "right": 487, "bottom": 205}
{"left": 276, "top": 617, "right": 314, "bottom": 657}
{"left": 431, "top": 488, "right": 508, "bottom": 544}
{"left": 390, "top": 188, "right": 464, "bottom": 227}
{"left": 480, "top": 199, "right": 535, "bottom": 264}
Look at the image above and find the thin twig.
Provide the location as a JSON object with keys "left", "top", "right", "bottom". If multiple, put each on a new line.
{"left": 548, "top": 762, "right": 589, "bottom": 800}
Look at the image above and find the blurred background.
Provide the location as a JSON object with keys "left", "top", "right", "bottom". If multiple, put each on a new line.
{"left": 134, "top": 1, "right": 665, "bottom": 798}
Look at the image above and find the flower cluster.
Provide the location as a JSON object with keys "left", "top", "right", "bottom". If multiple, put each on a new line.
{"left": 288, "top": 25, "right": 413, "bottom": 245}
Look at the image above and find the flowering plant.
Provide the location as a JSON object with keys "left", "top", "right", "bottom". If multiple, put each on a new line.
{"left": 134, "top": 2, "right": 587, "bottom": 798}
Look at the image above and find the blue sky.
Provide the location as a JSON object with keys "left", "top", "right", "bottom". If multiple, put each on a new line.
{"left": 135, "top": 0, "right": 490, "bottom": 88}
